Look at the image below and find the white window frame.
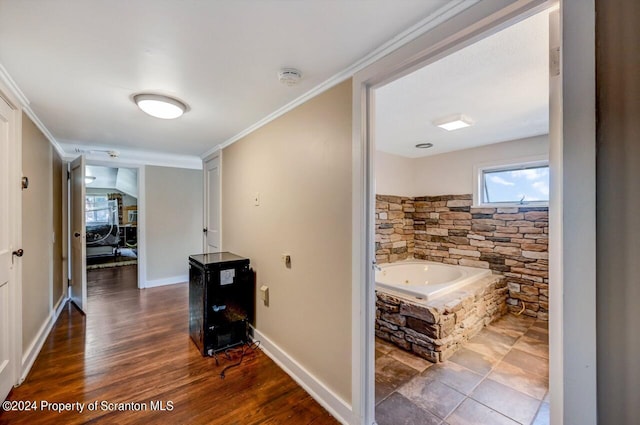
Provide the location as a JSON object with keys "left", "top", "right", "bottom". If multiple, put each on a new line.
{"left": 473, "top": 155, "right": 549, "bottom": 208}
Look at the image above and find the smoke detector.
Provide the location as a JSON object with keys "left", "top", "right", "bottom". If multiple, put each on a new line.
{"left": 278, "top": 68, "right": 303, "bottom": 86}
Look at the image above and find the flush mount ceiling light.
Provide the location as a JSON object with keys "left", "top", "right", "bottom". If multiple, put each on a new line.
{"left": 133, "top": 93, "right": 187, "bottom": 119}
{"left": 433, "top": 114, "right": 474, "bottom": 131}
{"left": 85, "top": 176, "right": 96, "bottom": 184}
{"left": 415, "top": 142, "right": 434, "bottom": 149}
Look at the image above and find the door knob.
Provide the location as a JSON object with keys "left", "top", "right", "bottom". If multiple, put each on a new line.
{"left": 74, "top": 232, "right": 81, "bottom": 238}
{"left": 203, "top": 228, "right": 208, "bottom": 233}
{"left": 12, "top": 249, "right": 24, "bottom": 257}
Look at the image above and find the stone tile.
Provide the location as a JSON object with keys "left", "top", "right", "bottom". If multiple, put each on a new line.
{"left": 375, "top": 392, "right": 442, "bottom": 425}
{"left": 398, "top": 374, "right": 466, "bottom": 419}
{"left": 375, "top": 355, "right": 418, "bottom": 404}
{"left": 376, "top": 338, "right": 396, "bottom": 354}
{"left": 421, "top": 361, "right": 484, "bottom": 395}
{"left": 525, "top": 327, "right": 550, "bottom": 344}
{"left": 488, "top": 314, "right": 534, "bottom": 338}
{"left": 446, "top": 398, "right": 519, "bottom": 425}
{"left": 488, "top": 361, "right": 549, "bottom": 400}
{"left": 471, "top": 379, "right": 541, "bottom": 424}
{"left": 449, "top": 347, "right": 498, "bottom": 376}
{"left": 375, "top": 349, "right": 385, "bottom": 360}
{"left": 465, "top": 328, "right": 516, "bottom": 360}
{"left": 502, "top": 348, "right": 548, "bottom": 378}
{"left": 531, "top": 319, "right": 549, "bottom": 331}
{"left": 532, "top": 402, "right": 550, "bottom": 425}
{"left": 389, "top": 348, "right": 432, "bottom": 372}
{"left": 513, "top": 335, "right": 549, "bottom": 359}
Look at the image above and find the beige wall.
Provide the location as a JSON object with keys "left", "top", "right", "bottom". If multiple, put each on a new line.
{"left": 376, "top": 135, "right": 549, "bottom": 197}
{"left": 21, "top": 114, "right": 64, "bottom": 351}
{"left": 221, "top": 80, "right": 353, "bottom": 402}
{"left": 596, "top": 0, "right": 640, "bottom": 422}
{"left": 145, "top": 165, "right": 202, "bottom": 282}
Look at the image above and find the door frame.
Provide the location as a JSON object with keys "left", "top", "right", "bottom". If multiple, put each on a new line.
{"left": 351, "top": 1, "right": 597, "bottom": 424}
{"left": 0, "top": 82, "right": 23, "bottom": 394}
{"left": 84, "top": 160, "right": 146, "bottom": 289}
{"left": 202, "top": 150, "right": 222, "bottom": 253}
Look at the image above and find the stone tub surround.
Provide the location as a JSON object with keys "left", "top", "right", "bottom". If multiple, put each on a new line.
{"left": 375, "top": 274, "right": 507, "bottom": 363}
{"left": 375, "top": 194, "right": 549, "bottom": 320}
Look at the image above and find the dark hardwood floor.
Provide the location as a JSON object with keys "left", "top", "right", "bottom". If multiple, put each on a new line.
{"left": 0, "top": 266, "right": 339, "bottom": 425}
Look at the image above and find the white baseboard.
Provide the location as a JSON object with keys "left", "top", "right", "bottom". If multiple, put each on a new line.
{"left": 20, "top": 295, "right": 68, "bottom": 384}
{"left": 252, "top": 328, "right": 353, "bottom": 425}
{"left": 143, "top": 274, "right": 188, "bottom": 288}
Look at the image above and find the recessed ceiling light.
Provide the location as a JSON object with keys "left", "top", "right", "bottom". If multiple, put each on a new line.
{"left": 134, "top": 93, "right": 187, "bottom": 119}
{"left": 433, "top": 114, "right": 473, "bottom": 131}
{"left": 415, "top": 143, "right": 434, "bottom": 149}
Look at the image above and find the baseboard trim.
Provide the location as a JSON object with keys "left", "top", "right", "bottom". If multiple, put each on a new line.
{"left": 143, "top": 274, "right": 188, "bottom": 288}
{"left": 252, "top": 328, "right": 353, "bottom": 425}
{"left": 20, "top": 295, "right": 68, "bottom": 384}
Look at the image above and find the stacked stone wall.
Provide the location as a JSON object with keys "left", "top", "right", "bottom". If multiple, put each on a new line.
{"left": 375, "top": 194, "right": 549, "bottom": 320}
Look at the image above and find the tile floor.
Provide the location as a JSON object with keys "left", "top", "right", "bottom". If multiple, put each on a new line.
{"left": 375, "top": 314, "right": 549, "bottom": 425}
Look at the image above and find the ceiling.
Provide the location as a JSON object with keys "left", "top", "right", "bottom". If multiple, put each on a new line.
{"left": 375, "top": 9, "right": 549, "bottom": 158}
{"left": 0, "top": 0, "right": 460, "bottom": 159}
{"left": 86, "top": 165, "right": 137, "bottom": 191}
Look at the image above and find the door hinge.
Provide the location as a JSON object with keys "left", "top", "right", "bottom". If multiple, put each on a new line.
{"left": 67, "top": 171, "right": 71, "bottom": 180}
{"left": 550, "top": 46, "right": 560, "bottom": 77}
{"left": 68, "top": 278, "right": 72, "bottom": 287}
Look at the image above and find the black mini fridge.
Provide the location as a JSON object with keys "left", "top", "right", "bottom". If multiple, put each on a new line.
{"left": 188, "top": 252, "right": 254, "bottom": 357}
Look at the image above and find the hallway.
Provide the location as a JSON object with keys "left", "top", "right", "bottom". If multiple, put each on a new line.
{"left": 0, "top": 266, "right": 337, "bottom": 424}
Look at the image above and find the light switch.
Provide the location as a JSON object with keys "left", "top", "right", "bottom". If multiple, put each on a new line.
{"left": 260, "top": 285, "right": 269, "bottom": 306}
{"left": 254, "top": 192, "right": 260, "bottom": 206}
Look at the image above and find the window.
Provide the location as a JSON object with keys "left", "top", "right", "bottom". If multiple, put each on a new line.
{"left": 85, "top": 195, "right": 114, "bottom": 224}
{"left": 474, "top": 158, "right": 549, "bottom": 206}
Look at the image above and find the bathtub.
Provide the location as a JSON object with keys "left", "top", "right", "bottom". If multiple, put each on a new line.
{"left": 375, "top": 260, "right": 491, "bottom": 301}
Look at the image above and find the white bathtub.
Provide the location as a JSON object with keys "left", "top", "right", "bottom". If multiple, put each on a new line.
{"left": 375, "top": 260, "right": 491, "bottom": 301}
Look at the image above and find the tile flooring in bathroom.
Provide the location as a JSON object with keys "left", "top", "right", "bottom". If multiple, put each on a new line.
{"left": 375, "top": 314, "right": 549, "bottom": 425}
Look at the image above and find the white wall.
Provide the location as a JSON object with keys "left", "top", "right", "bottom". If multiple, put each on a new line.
{"left": 144, "top": 165, "right": 202, "bottom": 285}
{"left": 376, "top": 135, "right": 549, "bottom": 196}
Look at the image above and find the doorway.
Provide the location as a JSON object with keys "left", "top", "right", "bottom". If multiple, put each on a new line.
{"left": 371, "top": 9, "right": 551, "bottom": 424}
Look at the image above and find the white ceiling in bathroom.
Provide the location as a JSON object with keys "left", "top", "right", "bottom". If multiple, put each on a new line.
{"left": 375, "top": 10, "right": 549, "bottom": 158}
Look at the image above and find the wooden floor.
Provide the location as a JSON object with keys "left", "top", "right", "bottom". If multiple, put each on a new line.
{"left": 0, "top": 266, "right": 338, "bottom": 425}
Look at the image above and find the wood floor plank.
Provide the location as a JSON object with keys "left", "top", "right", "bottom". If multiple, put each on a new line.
{"left": 0, "top": 265, "right": 339, "bottom": 425}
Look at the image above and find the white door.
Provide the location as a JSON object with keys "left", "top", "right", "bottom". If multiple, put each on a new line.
{"left": 70, "top": 156, "right": 87, "bottom": 313}
{"left": 0, "top": 97, "right": 16, "bottom": 401}
{"left": 203, "top": 153, "right": 221, "bottom": 253}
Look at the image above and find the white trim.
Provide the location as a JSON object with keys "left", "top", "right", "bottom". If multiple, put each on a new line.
{"left": 143, "top": 274, "right": 188, "bottom": 289}
{"left": 472, "top": 154, "right": 549, "bottom": 207}
{"left": 60, "top": 142, "right": 202, "bottom": 170}
{"left": 200, "top": 0, "right": 478, "bottom": 159}
{"left": 0, "top": 63, "right": 66, "bottom": 159}
{"left": 252, "top": 328, "right": 352, "bottom": 425}
{"left": 19, "top": 295, "right": 67, "bottom": 384}
{"left": 352, "top": 1, "right": 553, "bottom": 424}
{"left": 202, "top": 150, "right": 222, "bottom": 253}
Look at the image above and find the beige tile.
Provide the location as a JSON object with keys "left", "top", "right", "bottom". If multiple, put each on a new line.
{"left": 465, "top": 328, "right": 515, "bottom": 360}
{"left": 502, "top": 348, "right": 548, "bottom": 378}
{"left": 513, "top": 335, "right": 549, "bottom": 359}
{"left": 375, "top": 355, "right": 419, "bottom": 404}
{"left": 471, "top": 379, "right": 541, "bottom": 424}
{"left": 525, "top": 327, "right": 550, "bottom": 343}
{"left": 446, "top": 398, "right": 519, "bottom": 425}
{"left": 376, "top": 338, "right": 396, "bottom": 354}
{"left": 488, "top": 314, "right": 535, "bottom": 338}
{"left": 399, "top": 374, "right": 465, "bottom": 419}
{"left": 449, "top": 347, "right": 499, "bottom": 376}
{"left": 488, "top": 361, "right": 549, "bottom": 400}
{"left": 421, "top": 361, "right": 484, "bottom": 395}
{"left": 389, "top": 348, "right": 432, "bottom": 372}
{"left": 376, "top": 392, "right": 442, "bottom": 425}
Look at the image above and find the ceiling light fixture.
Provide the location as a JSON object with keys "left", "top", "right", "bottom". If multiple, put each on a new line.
{"left": 415, "top": 143, "right": 434, "bottom": 149}
{"left": 433, "top": 114, "right": 474, "bottom": 131}
{"left": 133, "top": 93, "right": 187, "bottom": 119}
{"left": 85, "top": 176, "right": 96, "bottom": 184}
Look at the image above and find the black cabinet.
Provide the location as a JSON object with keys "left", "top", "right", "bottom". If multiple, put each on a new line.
{"left": 189, "top": 252, "right": 254, "bottom": 356}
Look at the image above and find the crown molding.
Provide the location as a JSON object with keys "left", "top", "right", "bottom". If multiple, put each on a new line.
{"left": 58, "top": 142, "right": 202, "bottom": 170}
{"left": 200, "top": 0, "right": 477, "bottom": 159}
